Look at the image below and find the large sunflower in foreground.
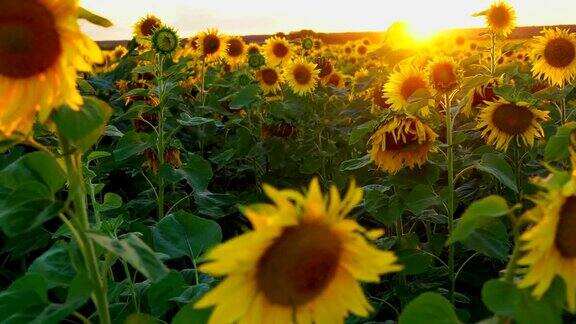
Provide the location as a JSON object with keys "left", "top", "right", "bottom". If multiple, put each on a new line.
{"left": 531, "top": 28, "right": 576, "bottom": 87}
{"left": 517, "top": 171, "right": 576, "bottom": 312}
{"left": 476, "top": 98, "right": 549, "bottom": 151}
{"left": 195, "top": 178, "right": 402, "bottom": 324}
{"left": 133, "top": 15, "right": 162, "bottom": 45}
{"left": 0, "top": 0, "right": 102, "bottom": 136}
{"left": 262, "top": 36, "right": 293, "bottom": 66}
{"left": 255, "top": 67, "right": 283, "bottom": 94}
{"left": 475, "top": 1, "right": 516, "bottom": 37}
{"left": 369, "top": 116, "right": 438, "bottom": 174}
{"left": 283, "top": 58, "right": 319, "bottom": 96}
{"left": 225, "top": 36, "right": 247, "bottom": 67}
{"left": 197, "top": 28, "right": 228, "bottom": 62}
{"left": 384, "top": 64, "right": 430, "bottom": 112}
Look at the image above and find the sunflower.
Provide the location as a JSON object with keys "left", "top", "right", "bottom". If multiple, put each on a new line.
{"left": 531, "top": 28, "right": 576, "bottom": 87}
{"left": 475, "top": 1, "right": 516, "bottom": 37}
{"left": 384, "top": 64, "right": 430, "bottom": 111}
{"left": 369, "top": 116, "right": 438, "bottom": 174}
{"left": 197, "top": 28, "right": 227, "bottom": 62}
{"left": 315, "top": 57, "right": 334, "bottom": 81}
{"left": 517, "top": 172, "right": 576, "bottom": 312}
{"left": 255, "top": 67, "right": 283, "bottom": 95}
{"left": 476, "top": 99, "right": 550, "bottom": 151}
{"left": 325, "top": 71, "right": 345, "bottom": 89}
{"left": 283, "top": 58, "right": 319, "bottom": 96}
{"left": 247, "top": 43, "right": 261, "bottom": 55}
{"left": 369, "top": 81, "right": 392, "bottom": 113}
{"left": 0, "top": 0, "right": 102, "bottom": 136}
{"left": 426, "top": 57, "right": 460, "bottom": 93}
{"left": 133, "top": 15, "right": 162, "bottom": 45}
{"left": 195, "top": 178, "right": 402, "bottom": 324}
{"left": 263, "top": 36, "right": 293, "bottom": 66}
{"left": 112, "top": 45, "right": 128, "bottom": 61}
{"left": 461, "top": 79, "right": 498, "bottom": 117}
{"left": 225, "top": 36, "right": 247, "bottom": 67}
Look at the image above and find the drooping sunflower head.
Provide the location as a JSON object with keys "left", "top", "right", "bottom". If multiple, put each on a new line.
{"left": 461, "top": 78, "right": 498, "bottom": 117}
{"left": 255, "top": 67, "right": 283, "bottom": 95}
{"left": 112, "top": 45, "right": 128, "bottom": 61}
{"left": 283, "top": 58, "right": 319, "bottom": 96}
{"left": 475, "top": 1, "right": 517, "bottom": 37}
{"left": 196, "top": 28, "right": 228, "bottom": 61}
{"left": 517, "top": 172, "right": 576, "bottom": 312}
{"left": 224, "top": 36, "right": 247, "bottom": 67}
{"left": 426, "top": 57, "right": 460, "bottom": 93}
{"left": 476, "top": 98, "right": 550, "bottom": 151}
{"left": 263, "top": 36, "right": 293, "bottom": 66}
{"left": 0, "top": 0, "right": 102, "bottom": 136}
{"left": 531, "top": 28, "right": 576, "bottom": 87}
{"left": 369, "top": 116, "right": 438, "bottom": 174}
{"left": 133, "top": 15, "right": 162, "bottom": 45}
{"left": 384, "top": 64, "right": 430, "bottom": 111}
{"left": 195, "top": 178, "right": 402, "bottom": 324}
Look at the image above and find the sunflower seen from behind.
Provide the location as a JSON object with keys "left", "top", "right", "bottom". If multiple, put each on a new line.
{"left": 197, "top": 28, "right": 227, "bottom": 62}
{"left": 283, "top": 58, "right": 319, "bottom": 96}
{"left": 517, "top": 170, "right": 576, "bottom": 312}
{"left": 195, "top": 178, "right": 402, "bottom": 324}
{"left": 476, "top": 98, "right": 549, "bottom": 151}
{"left": 531, "top": 28, "right": 576, "bottom": 87}
{"left": 0, "top": 0, "right": 102, "bottom": 136}
{"left": 369, "top": 116, "right": 438, "bottom": 174}
{"left": 263, "top": 36, "right": 293, "bottom": 66}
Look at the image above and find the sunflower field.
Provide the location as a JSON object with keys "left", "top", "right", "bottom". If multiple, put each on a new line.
{"left": 2, "top": 1, "right": 576, "bottom": 323}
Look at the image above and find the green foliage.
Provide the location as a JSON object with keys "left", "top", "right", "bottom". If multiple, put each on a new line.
{"left": 399, "top": 292, "right": 461, "bottom": 324}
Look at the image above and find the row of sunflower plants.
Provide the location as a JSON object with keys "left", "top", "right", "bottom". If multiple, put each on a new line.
{"left": 1, "top": 0, "right": 576, "bottom": 323}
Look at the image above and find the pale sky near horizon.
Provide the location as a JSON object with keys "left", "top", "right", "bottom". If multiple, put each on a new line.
{"left": 80, "top": 0, "right": 576, "bottom": 41}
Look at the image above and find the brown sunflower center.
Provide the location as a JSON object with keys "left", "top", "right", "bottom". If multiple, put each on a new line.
{"left": 202, "top": 34, "right": 221, "bottom": 55}
{"left": 357, "top": 45, "right": 367, "bottom": 55}
{"left": 556, "top": 196, "right": 576, "bottom": 258}
{"left": 0, "top": 0, "right": 62, "bottom": 79}
{"left": 544, "top": 37, "right": 576, "bottom": 68}
{"left": 384, "top": 130, "right": 420, "bottom": 151}
{"left": 260, "top": 68, "right": 278, "bottom": 85}
{"left": 491, "top": 103, "right": 534, "bottom": 135}
{"left": 227, "top": 39, "right": 244, "bottom": 57}
{"left": 327, "top": 73, "right": 341, "bottom": 87}
{"left": 272, "top": 42, "right": 288, "bottom": 58}
{"left": 248, "top": 45, "right": 259, "bottom": 55}
{"left": 400, "top": 76, "right": 427, "bottom": 100}
{"left": 431, "top": 62, "right": 458, "bottom": 91}
{"left": 140, "top": 18, "right": 160, "bottom": 37}
{"left": 256, "top": 223, "right": 342, "bottom": 306}
{"left": 293, "top": 65, "right": 312, "bottom": 85}
{"left": 488, "top": 6, "right": 511, "bottom": 29}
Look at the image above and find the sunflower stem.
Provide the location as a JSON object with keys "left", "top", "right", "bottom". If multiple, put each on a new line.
{"left": 61, "top": 139, "right": 111, "bottom": 324}
{"left": 444, "top": 94, "right": 456, "bottom": 304}
{"left": 490, "top": 31, "right": 496, "bottom": 76}
{"left": 156, "top": 54, "right": 166, "bottom": 219}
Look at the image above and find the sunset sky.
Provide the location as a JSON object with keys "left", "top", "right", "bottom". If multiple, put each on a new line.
{"left": 80, "top": 0, "right": 576, "bottom": 41}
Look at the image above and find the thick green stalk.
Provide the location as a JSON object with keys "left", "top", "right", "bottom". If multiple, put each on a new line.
{"left": 444, "top": 95, "right": 456, "bottom": 304}
{"left": 490, "top": 31, "right": 496, "bottom": 76}
{"left": 62, "top": 141, "right": 111, "bottom": 324}
{"left": 156, "top": 54, "right": 166, "bottom": 219}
